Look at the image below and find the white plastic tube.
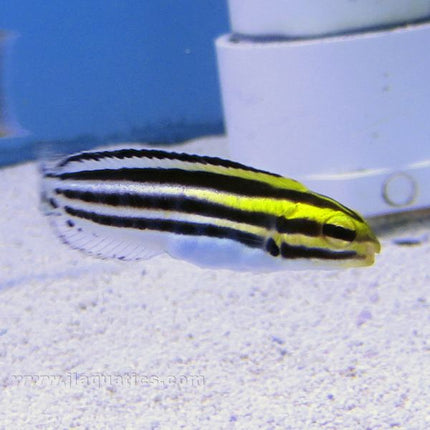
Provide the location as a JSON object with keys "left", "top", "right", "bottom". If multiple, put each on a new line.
{"left": 228, "top": 0, "right": 430, "bottom": 37}
{"left": 216, "top": 20, "right": 430, "bottom": 216}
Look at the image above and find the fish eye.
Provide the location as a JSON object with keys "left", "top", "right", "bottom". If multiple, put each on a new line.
{"left": 322, "top": 215, "right": 356, "bottom": 246}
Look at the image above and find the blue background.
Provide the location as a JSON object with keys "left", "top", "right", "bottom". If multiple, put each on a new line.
{"left": 0, "top": 0, "right": 229, "bottom": 166}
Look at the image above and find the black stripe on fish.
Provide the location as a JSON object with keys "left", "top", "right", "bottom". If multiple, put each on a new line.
{"left": 49, "top": 168, "right": 363, "bottom": 222}
{"left": 57, "top": 148, "right": 281, "bottom": 177}
{"left": 280, "top": 242, "right": 358, "bottom": 260}
{"left": 63, "top": 205, "right": 265, "bottom": 250}
{"left": 55, "top": 188, "right": 358, "bottom": 243}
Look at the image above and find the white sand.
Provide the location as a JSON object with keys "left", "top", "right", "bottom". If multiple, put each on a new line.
{"left": 1, "top": 137, "right": 429, "bottom": 428}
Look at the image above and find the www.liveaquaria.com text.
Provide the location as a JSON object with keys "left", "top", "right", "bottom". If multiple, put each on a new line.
{"left": 6, "top": 372, "right": 206, "bottom": 389}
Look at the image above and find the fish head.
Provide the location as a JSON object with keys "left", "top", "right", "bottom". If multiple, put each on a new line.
{"left": 317, "top": 210, "right": 381, "bottom": 268}
{"left": 276, "top": 201, "right": 381, "bottom": 269}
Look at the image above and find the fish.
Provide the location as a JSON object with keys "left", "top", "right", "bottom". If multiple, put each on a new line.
{"left": 41, "top": 146, "right": 381, "bottom": 271}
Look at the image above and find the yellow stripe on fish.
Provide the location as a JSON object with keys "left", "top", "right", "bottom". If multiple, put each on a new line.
{"left": 41, "top": 146, "right": 380, "bottom": 271}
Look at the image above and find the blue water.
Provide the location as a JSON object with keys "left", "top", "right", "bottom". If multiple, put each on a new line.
{"left": 0, "top": 0, "right": 229, "bottom": 167}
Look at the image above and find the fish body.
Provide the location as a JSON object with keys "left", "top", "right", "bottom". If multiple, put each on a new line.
{"left": 41, "top": 146, "right": 380, "bottom": 271}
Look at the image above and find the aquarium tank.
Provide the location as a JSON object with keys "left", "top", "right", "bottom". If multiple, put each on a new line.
{"left": 1, "top": 2, "right": 430, "bottom": 429}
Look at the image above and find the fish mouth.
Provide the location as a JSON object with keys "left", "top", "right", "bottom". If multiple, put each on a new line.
{"left": 356, "top": 238, "right": 381, "bottom": 267}
{"left": 341, "top": 231, "right": 380, "bottom": 267}
{"left": 359, "top": 226, "right": 381, "bottom": 255}
{"left": 373, "top": 239, "right": 381, "bottom": 255}
{"left": 367, "top": 231, "right": 381, "bottom": 255}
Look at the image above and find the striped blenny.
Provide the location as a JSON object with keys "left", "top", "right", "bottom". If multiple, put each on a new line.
{"left": 41, "top": 146, "right": 380, "bottom": 271}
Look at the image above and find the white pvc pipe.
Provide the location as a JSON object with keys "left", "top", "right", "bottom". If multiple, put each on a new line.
{"left": 216, "top": 22, "right": 430, "bottom": 216}
{"left": 228, "top": 0, "right": 430, "bottom": 37}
